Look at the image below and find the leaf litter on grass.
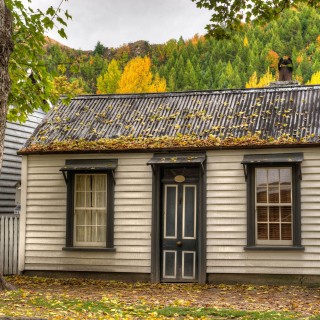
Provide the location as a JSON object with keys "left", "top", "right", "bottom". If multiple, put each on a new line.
{"left": 0, "top": 276, "right": 319, "bottom": 319}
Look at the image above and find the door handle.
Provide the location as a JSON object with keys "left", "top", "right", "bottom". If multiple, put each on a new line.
{"left": 176, "top": 241, "right": 182, "bottom": 247}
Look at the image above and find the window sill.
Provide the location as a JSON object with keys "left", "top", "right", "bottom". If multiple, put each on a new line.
{"left": 62, "top": 247, "right": 116, "bottom": 252}
{"left": 244, "top": 246, "right": 304, "bottom": 251}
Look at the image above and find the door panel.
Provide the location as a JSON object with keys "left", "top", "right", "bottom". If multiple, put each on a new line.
{"left": 182, "top": 251, "right": 196, "bottom": 279}
{"left": 183, "top": 185, "right": 196, "bottom": 239}
{"left": 163, "top": 250, "right": 177, "bottom": 278}
{"left": 164, "top": 185, "right": 178, "bottom": 239}
{"left": 161, "top": 167, "right": 198, "bottom": 282}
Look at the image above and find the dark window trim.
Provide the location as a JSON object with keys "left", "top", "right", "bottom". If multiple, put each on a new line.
{"left": 64, "top": 160, "right": 117, "bottom": 250}
{"left": 62, "top": 247, "right": 116, "bottom": 252}
{"left": 246, "top": 161, "right": 303, "bottom": 249}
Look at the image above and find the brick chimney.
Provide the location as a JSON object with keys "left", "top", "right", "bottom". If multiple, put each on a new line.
{"left": 278, "top": 57, "right": 293, "bottom": 81}
{"left": 269, "top": 56, "right": 299, "bottom": 87}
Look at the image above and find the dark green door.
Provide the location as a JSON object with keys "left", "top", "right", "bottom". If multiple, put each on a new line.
{"left": 161, "top": 167, "right": 198, "bottom": 282}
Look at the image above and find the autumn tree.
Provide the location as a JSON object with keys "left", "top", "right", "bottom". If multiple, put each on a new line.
{"left": 191, "top": 0, "right": 320, "bottom": 39}
{"left": 117, "top": 56, "right": 166, "bottom": 94}
{"left": 246, "top": 68, "right": 275, "bottom": 88}
{"left": 96, "top": 59, "right": 122, "bottom": 94}
{"left": 52, "top": 76, "right": 85, "bottom": 98}
{"left": 0, "top": 0, "right": 70, "bottom": 290}
{"left": 306, "top": 71, "right": 320, "bottom": 84}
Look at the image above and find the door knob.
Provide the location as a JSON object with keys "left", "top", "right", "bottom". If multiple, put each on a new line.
{"left": 176, "top": 241, "right": 182, "bottom": 247}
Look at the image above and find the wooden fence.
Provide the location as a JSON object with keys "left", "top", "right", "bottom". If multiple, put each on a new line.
{"left": 0, "top": 215, "right": 19, "bottom": 275}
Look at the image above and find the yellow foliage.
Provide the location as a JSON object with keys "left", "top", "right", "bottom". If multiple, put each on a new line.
{"left": 246, "top": 69, "right": 275, "bottom": 88}
{"left": 149, "top": 73, "right": 167, "bottom": 92}
{"left": 245, "top": 72, "right": 258, "bottom": 88}
{"left": 243, "top": 36, "right": 249, "bottom": 47}
{"left": 116, "top": 56, "right": 166, "bottom": 94}
{"left": 52, "top": 76, "right": 85, "bottom": 96}
{"left": 96, "top": 59, "right": 121, "bottom": 94}
{"left": 189, "top": 33, "right": 205, "bottom": 45}
{"left": 306, "top": 71, "right": 320, "bottom": 85}
{"left": 258, "top": 68, "right": 275, "bottom": 87}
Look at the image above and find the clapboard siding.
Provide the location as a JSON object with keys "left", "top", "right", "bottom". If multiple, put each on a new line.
{"left": 206, "top": 147, "right": 320, "bottom": 275}
{"left": 0, "top": 110, "right": 45, "bottom": 214}
{"left": 22, "top": 146, "right": 320, "bottom": 277}
{"left": 23, "top": 153, "right": 153, "bottom": 273}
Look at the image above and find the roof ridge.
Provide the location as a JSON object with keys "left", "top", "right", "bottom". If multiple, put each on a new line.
{"left": 73, "top": 85, "right": 320, "bottom": 100}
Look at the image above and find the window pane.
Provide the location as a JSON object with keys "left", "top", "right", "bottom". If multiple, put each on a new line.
{"left": 256, "top": 187, "right": 267, "bottom": 203}
{"left": 269, "top": 207, "right": 280, "bottom": 222}
{"left": 256, "top": 169, "right": 267, "bottom": 187}
{"left": 280, "top": 168, "right": 291, "bottom": 184}
{"left": 269, "top": 224, "right": 280, "bottom": 240}
{"left": 93, "top": 175, "right": 106, "bottom": 192}
{"left": 86, "top": 192, "right": 93, "bottom": 207}
{"left": 281, "top": 207, "right": 292, "bottom": 222}
{"left": 76, "top": 226, "right": 86, "bottom": 242}
{"left": 75, "top": 192, "right": 85, "bottom": 208}
{"left": 257, "top": 207, "right": 267, "bottom": 221}
{"left": 96, "top": 210, "right": 106, "bottom": 225}
{"left": 280, "top": 186, "right": 291, "bottom": 203}
{"left": 257, "top": 223, "right": 268, "bottom": 240}
{"left": 268, "top": 187, "right": 279, "bottom": 203}
{"left": 281, "top": 224, "right": 292, "bottom": 240}
{"left": 75, "top": 175, "right": 86, "bottom": 191}
{"left": 96, "top": 192, "right": 106, "bottom": 208}
{"left": 268, "top": 169, "right": 279, "bottom": 185}
{"left": 75, "top": 209, "right": 86, "bottom": 226}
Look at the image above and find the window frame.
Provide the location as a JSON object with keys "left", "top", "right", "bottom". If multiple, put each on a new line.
{"left": 243, "top": 155, "right": 304, "bottom": 251}
{"left": 73, "top": 173, "right": 108, "bottom": 248}
{"left": 61, "top": 160, "right": 117, "bottom": 252}
{"left": 255, "top": 166, "right": 293, "bottom": 246}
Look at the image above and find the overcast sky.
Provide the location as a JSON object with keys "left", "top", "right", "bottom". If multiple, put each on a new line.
{"left": 25, "top": 0, "right": 212, "bottom": 50}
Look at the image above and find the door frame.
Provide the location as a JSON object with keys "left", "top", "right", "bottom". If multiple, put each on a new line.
{"left": 150, "top": 155, "right": 206, "bottom": 283}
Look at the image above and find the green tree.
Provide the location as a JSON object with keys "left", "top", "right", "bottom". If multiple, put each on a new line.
{"left": 93, "top": 41, "right": 105, "bottom": 56}
{"left": 183, "top": 59, "right": 198, "bottom": 90}
{"left": 96, "top": 59, "right": 122, "bottom": 94}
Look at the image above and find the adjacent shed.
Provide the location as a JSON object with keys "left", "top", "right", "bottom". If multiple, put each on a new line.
{"left": 0, "top": 110, "right": 45, "bottom": 214}
{"left": 18, "top": 85, "right": 320, "bottom": 284}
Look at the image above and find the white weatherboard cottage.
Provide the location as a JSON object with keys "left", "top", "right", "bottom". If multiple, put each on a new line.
{"left": 18, "top": 85, "right": 320, "bottom": 284}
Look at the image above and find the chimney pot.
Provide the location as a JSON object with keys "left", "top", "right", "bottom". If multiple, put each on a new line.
{"left": 278, "top": 57, "right": 293, "bottom": 81}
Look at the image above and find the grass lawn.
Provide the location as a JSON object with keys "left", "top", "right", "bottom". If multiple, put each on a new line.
{"left": 0, "top": 276, "right": 319, "bottom": 319}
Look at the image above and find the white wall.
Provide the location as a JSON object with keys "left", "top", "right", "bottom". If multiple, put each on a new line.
{"left": 20, "top": 153, "right": 153, "bottom": 273}
{"left": 20, "top": 147, "right": 320, "bottom": 276}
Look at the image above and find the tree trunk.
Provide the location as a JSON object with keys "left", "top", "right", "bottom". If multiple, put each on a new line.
{"left": 0, "top": 0, "right": 13, "bottom": 172}
{"left": 0, "top": 273, "right": 15, "bottom": 290}
{"left": 0, "top": 0, "right": 15, "bottom": 292}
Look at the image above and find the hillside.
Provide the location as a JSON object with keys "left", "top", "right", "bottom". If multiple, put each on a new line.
{"left": 44, "top": 4, "right": 320, "bottom": 95}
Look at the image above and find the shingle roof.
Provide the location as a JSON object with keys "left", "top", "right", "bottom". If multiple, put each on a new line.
{"left": 20, "top": 85, "right": 320, "bottom": 154}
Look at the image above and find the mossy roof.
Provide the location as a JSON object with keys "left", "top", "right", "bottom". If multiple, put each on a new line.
{"left": 20, "top": 85, "right": 320, "bottom": 154}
